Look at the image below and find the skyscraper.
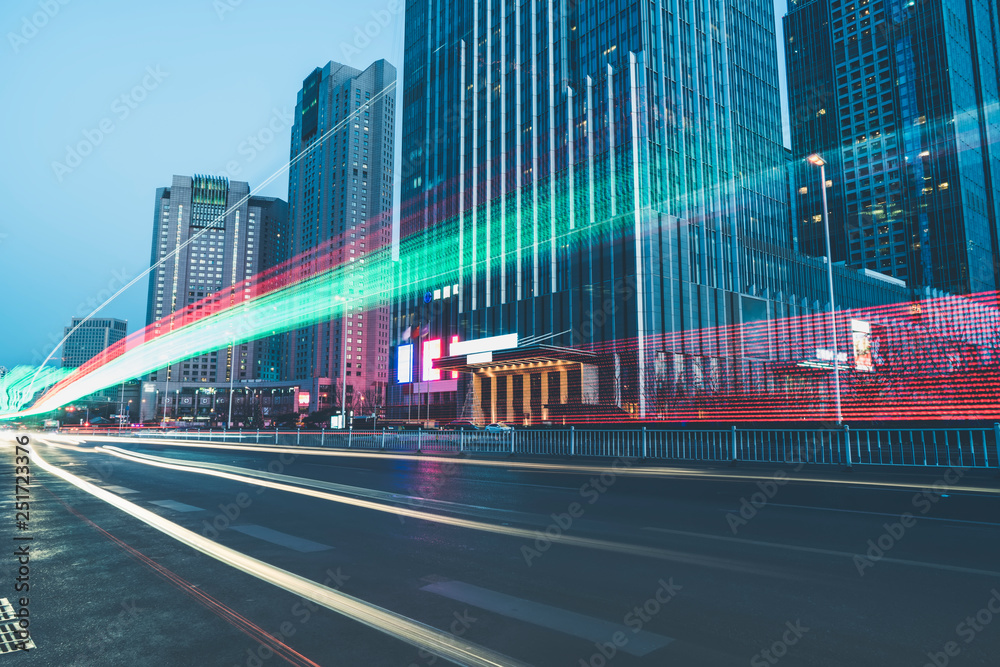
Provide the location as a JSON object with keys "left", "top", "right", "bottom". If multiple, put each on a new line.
{"left": 62, "top": 318, "right": 127, "bottom": 368}
{"left": 390, "top": 0, "right": 908, "bottom": 423}
{"left": 286, "top": 60, "right": 396, "bottom": 413}
{"left": 145, "top": 175, "right": 288, "bottom": 384}
{"left": 786, "top": 0, "right": 1000, "bottom": 295}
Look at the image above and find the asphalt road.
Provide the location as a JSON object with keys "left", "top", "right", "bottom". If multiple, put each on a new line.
{"left": 2, "top": 431, "right": 1000, "bottom": 666}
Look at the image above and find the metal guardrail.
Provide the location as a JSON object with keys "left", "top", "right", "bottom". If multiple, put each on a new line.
{"left": 65, "top": 423, "right": 1000, "bottom": 469}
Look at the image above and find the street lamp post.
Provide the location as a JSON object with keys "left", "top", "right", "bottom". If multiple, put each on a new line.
{"left": 118, "top": 379, "right": 126, "bottom": 432}
{"left": 808, "top": 153, "right": 843, "bottom": 425}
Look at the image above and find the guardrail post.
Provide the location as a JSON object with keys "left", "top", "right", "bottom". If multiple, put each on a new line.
{"left": 296, "top": 428, "right": 300, "bottom": 445}
{"left": 381, "top": 428, "right": 386, "bottom": 449}
{"left": 731, "top": 426, "right": 737, "bottom": 464}
{"left": 275, "top": 427, "right": 278, "bottom": 445}
{"left": 994, "top": 423, "right": 1000, "bottom": 469}
{"left": 256, "top": 429, "right": 260, "bottom": 444}
{"left": 348, "top": 428, "right": 353, "bottom": 448}
{"left": 642, "top": 427, "right": 648, "bottom": 459}
{"left": 239, "top": 428, "right": 242, "bottom": 443}
{"left": 844, "top": 424, "right": 853, "bottom": 469}
{"left": 320, "top": 428, "right": 325, "bottom": 447}
{"left": 570, "top": 426, "right": 575, "bottom": 457}
{"left": 417, "top": 428, "right": 423, "bottom": 453}
{"left": 510, "top": 429, "right": 515, "bottom": 455}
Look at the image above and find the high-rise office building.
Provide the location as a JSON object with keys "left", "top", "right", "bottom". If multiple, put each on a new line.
{"left": 286, "top": 60, "right": 396, "bottom": 413}
{"left": 786, "top": 0, "right": 1000, "bottom": 295}
{"left": 390, "top": 0, "right": 910, "bottom": 423}
{"left": 145, "top": 175, "right": 288, "bottom": 384}
{"left": 62, "top": 318, "right": 127, "bottom": 368}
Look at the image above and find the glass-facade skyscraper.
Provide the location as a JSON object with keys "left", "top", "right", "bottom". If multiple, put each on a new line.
{"left": 145, "top": 175, "right": 288, "bottom": 384}
{"left": 286, "top": 60, "right": 396, "bottom": 412}
{"left": 786, "top": 0, "right": 1000, "bottom": 295}
{"left": 391, "top": 0, "right": 911, "bottom": 423}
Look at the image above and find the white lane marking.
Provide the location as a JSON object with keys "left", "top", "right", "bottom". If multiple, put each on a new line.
{"left": 103, "top": 485, "right": 138, "bottom": 494}
{"left": 767, "top": 502, "right": 1000, "bottom": 527}
{"left": 642, "top": 526, "right": 1000, "bottom": 578}
{"left": 422, "top": 580, "right": 673, "bottom": 657}
{"left": 28, "top": 448, "right": 530, "bottom": 667}
{"left": 231, "top": 525, "right": 332, "bottom": 553}
{"left": 149, "top": 499, "right": 205, "bottom": 513}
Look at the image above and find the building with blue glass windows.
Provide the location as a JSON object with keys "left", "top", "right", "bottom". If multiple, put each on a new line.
{"left": 786, "top": 0, "right": 1000, "bottom": 296}
{"left": 389, "top": 0, "right": 915, "bottom": 424}
{"left": 286, "top": 60, "right": 397, "bottom": 413}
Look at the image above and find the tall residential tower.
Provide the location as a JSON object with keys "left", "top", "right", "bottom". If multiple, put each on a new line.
{"left": 286, "top": 60, "right": 397, "bottom": 413}
{"left": 145, "top": 175, "right": 288, "bottom": 384}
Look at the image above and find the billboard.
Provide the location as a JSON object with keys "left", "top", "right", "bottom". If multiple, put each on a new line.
{"left": 422, "top": 339, "right": 442, "bottom": 381}
{"left": 851, "top": 319, "right": 873, "bottom": 372}
{"left": 397, "top": 344, "right": 413, "bottom": 384}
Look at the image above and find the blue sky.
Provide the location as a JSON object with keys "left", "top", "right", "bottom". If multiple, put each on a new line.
{"left": 0, "top": 0, "right": 788, "bottom": 368}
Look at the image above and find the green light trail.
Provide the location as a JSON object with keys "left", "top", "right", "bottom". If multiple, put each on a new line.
{"left": 0, "top": 366, "right": 74, "bottom": 415}
{"left": 6, "top": 145, "right": 701, "bottom": 420}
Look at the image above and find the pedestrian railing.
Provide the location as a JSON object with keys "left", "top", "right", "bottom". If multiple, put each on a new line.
{"left": 71, "top": 423, "right": 1000, "bottom": 469}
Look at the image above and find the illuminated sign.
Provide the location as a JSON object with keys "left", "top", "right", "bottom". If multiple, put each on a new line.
{"left": 466, "top": 351, "right": 492, "bottom": 364}
{"left": 298, "top": 392, "right": 311, "bottom": 407}
{"left": 397, "top": 344, "right": 413, "bottom": 383}
{"left": 851, "top": 319, "right": 873, "bottom": 372}
{"left": 450, "top": 333, "right": 518, "bottom": 356}
{"left": 816, "top": 348, "right": 848, "bottom": 363}
{"left": 422, "top": 339, "right": 442, "bottom": 381}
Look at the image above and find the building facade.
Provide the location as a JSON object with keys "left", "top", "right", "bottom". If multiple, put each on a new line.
{"left": 145, "top": 175, "right": 288, "bottom": 385}
{"left": 286, "top": 60, "right": 397, "bottom": 413}
{"left": 389, "top": 0, "right": 916, "bottom": 424}
{"left": 786, "top": 0, "right": 1000, "bottom": 295}
{"left": 62, "top": 317, "right": 127, "bottom": 368}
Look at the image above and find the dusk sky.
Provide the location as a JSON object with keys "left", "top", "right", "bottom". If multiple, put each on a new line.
{"left": 0, "top": 0, "right": 789, "bottom": 368}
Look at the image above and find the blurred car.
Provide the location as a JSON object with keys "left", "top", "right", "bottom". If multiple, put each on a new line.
{"left": 484, "top": 422, "right": 514, "bottom": 433}
{"left": 444, "top": 420, "right": 481, "bottom": 431}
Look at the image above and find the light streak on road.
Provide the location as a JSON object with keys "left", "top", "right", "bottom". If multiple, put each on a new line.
{"left": 72, "top": 445, "right": 789, "bottom": 577}
{"left": 51, "top": 433, "right": 1000, "bottom": 496}
{"left": 28, "top": 446, "right": 530, "bottom": 667}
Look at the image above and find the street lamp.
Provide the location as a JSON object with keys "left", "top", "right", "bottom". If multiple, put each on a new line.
{"left": 807, "top": 153, "right": 843, "bottom": 425}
